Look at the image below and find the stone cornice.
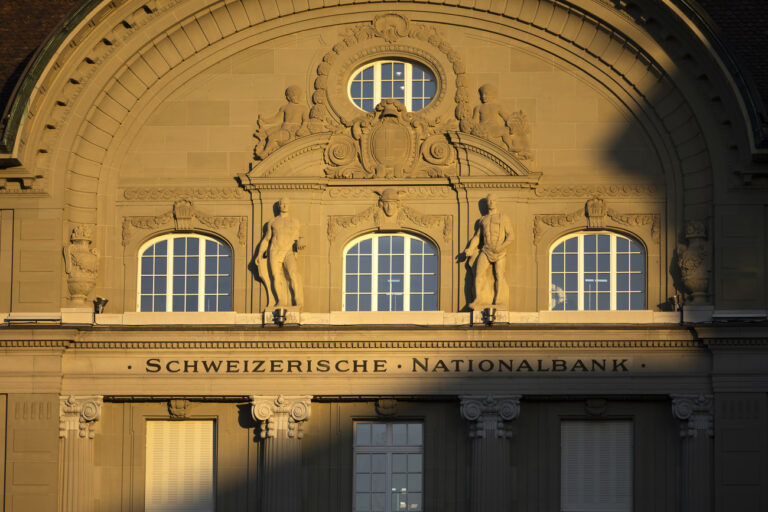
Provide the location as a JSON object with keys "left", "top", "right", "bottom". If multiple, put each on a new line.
{"left": 0, "top": 339, "right": 704, "bottom": 350}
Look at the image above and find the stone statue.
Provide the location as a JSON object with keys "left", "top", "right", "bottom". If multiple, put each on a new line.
{"left": 461, "top": 194, "right": 514, "bottom": 309}
{"left": 470, "top": 83, "right": 531, "bottom": 159}
{"left": 63, "top": 224, "right": 99, "bottom": 305}
{"left": 255, "top": 198, "right": 305, "bottom": 308}
{"left": 253, "top": 86, "right": 310, "bottom": 160}
{"left": 678, "top": 220, "right": 710, "bottom": 305}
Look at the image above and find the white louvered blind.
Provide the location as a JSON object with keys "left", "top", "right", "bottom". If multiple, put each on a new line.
{"left": 561, "top": 420, "right": 632, "bottom": 512}
{"left": 145, "top": 420, "right": 216, "bottom": 512}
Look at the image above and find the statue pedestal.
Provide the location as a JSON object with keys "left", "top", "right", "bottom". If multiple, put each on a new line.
{"left": 61, "top": 307, "right": 93, "bottom": 324}
{"left": 470, "top": 309, "right": 509, "bottom": 325}
{"left": 263, "top": 309, "right": 301, "bottom": 326}
{"left": 683, "top": 305, "right": 713, "bottom": 323}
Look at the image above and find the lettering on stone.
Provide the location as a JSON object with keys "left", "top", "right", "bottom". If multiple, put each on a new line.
{"left": 143, "top": 357, "right": 631, "bottom": 374}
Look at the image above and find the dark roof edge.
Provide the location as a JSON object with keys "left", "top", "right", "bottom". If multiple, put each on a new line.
{"left": 675, "top": 0, "right": 768, "bottom": 153}
{"left": 0, "top": 0, "right": 103, "bottom": 158}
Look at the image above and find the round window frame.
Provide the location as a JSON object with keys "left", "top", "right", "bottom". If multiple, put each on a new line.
{"left": 346, "top": 58, "right": 439, "bottom": 113}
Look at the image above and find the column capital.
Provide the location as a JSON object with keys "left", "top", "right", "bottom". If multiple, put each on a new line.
{"left": 59, "top": 395, "right": 102, "bottom": 440}
{"left": 250, "top": 395, "right": 312, "bottom": 439}
{"left": 460, "top": 395, "right": 521, "bottom": 438}
{"left": 671, "top": 394, "right": 713, "bottom": 437}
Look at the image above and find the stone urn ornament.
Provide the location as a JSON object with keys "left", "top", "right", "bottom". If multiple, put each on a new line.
{"left": 63, "top": 225, "right": 99, "bottom": 305}
{"left": 678, "top": 220, "right": 710, "bottom": 305}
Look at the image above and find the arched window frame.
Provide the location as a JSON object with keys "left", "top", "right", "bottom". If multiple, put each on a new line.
{"left": 136, "top": 233, "right": 233, "bottom": 312}
{"left": 348, "top": 60, "right": 437, "bottom": 112}
{"left": 548, "top": 231, "right": 647, "bottom": 311}
{"left": 342, "top": 232, "right": 439, "bottom": 312}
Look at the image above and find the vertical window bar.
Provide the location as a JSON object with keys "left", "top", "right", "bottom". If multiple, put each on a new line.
{"left": 404, "top": 63, "right": 413, "bottom": 111}
{"left": 577, "top": 234, "right": 584, "bottom": 311}
{"left": 373, "top": 63, "right": 382, "bottom": 109}
{"left": 610, "top": 234, "right": 617, "bottom": 310}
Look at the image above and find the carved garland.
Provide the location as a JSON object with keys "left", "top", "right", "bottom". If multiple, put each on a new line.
{"left": 328, "top": 196, "right": 451, "bottom": 242}
{"left": 122, "top": 199, "right": 247, "bottom": 247}
{"left": 533, "top": 198, "right": 659, "bottom": 244}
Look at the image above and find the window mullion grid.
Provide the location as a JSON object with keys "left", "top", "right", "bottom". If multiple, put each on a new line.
{"left": 609, "top": 234, "right": 617, "bottom": 310}
{"left": 577, "top": 234, "right": 584, "bottom": 311}
{"left": 166, "top": 238, "right": 174, "bottom": 312}
{"left": 371, "top": 237, "right": 379, "bottom": 312}
{"left": 373, "top": 63, "right": 382, "bottom": 108}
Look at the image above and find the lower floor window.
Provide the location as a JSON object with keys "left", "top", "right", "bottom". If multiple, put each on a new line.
{"left": 561, "top": 420, "right": 632, "bottom": 511}
{"left": 354, "top": 422, "right": 423, "bottom": 511}
{"left": 145, "top": 420, "right": 216, "bottom": 512}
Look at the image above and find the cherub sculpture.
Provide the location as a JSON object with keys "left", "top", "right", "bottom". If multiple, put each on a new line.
{"left": 253, "top": 86, "right": 310, "bottom": 159}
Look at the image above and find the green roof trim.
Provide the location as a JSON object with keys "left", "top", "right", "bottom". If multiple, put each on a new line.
{"left": 0, "top": 0, "right": 104, "bottom": 155}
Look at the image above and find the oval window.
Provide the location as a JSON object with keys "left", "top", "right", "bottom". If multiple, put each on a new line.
{"left": 348, "top": 60, "right": 437, "bottom": 112}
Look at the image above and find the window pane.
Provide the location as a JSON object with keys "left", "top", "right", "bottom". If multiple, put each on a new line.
{"left": 356, "top": 424, "right": 371, "bottom": 445}
{"left": 551, "top": 233, "right": 645, "bottom": 312}
{"left": 561, "top": 421, "right": 632, "bottom": 512}
{"left": 145, "top": 421, "right": 215, "bottom": 512}
{"left": 393, "top": 424, "right": 407, "bottom": 445}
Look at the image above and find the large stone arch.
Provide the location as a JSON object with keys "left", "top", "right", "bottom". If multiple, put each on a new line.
{"left": 0, "top": 0, "right": 760, "bottom": 309}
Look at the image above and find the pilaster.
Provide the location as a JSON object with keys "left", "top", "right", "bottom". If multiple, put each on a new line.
{"left": 58, "top": 395, "right": 102, "bottom": 512}
{"left": 460, "top": 395, "right": 520, "bottom": 511}
{"left": 671, "top": 394, "right": 714, "bottom": 512}
{"left": 250, "top": 395, "right": 312, "bottom": 512}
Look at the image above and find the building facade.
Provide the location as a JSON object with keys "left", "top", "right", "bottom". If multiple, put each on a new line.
{"left": 0, "top": 0, "right": 767, "bottom": 510}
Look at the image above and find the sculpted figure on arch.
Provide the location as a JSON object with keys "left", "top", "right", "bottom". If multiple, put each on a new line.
{"left": 255, "top": 198, "right": 305, "bottom": 308}
{"left": 253, "top": 86, "right": 310, "bottom": 160}
{"left": 461, "top": 194, "right": 514, "bottom": 309}
{"left": 470, "top": 83, "right": 532, "bottom": 160}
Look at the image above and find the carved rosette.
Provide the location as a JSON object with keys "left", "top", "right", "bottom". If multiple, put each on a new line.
{"left": 250, "top": 395, "right": 312, "bottom": 440}
{"left": 59, "top": 395, "right": 102, "bottom": 439}
{"left": 678, "top": 220, "right": 710, "bottom": 305}
{"left": 671, "top": 394, "right": 714, "bottom": 437}
{"left": 460, "top": 395, "right": 521, "bottom": 438}
{"left": 63, "top": 224, "right": 99, "bottom": 304}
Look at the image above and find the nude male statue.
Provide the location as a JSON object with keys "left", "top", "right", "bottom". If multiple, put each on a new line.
{"left": 255, "top": 198, "right": 305, "bottom": 307}
{"left": 254, "top": 86, "right": 310, "bottom": 159}
{"left": 471, "top": 83, "right": 514, "bottom": 151}
{"left": 461, "top": 193, "right": 514, "bottom": 309}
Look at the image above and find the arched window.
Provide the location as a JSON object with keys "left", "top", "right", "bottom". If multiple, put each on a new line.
{"left": 138, "top": 234, "right": 232, "bottom": 312}
{"left": 344, "top": 234, "right": 438, "bottom": 311}
{"left": 550, "top": 232, "right": 645, "bottom": 311}
{"left": 348, "top": 60, "right": 437, "bottom": 112}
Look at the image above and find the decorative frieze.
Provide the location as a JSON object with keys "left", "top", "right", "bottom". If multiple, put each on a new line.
{"left": 59, "top": 395, "right": 102, "bottom": 440}
{"left": 122, "top": 187, "right": 247, "bottom": 201}
{"left": 250, "top": 395, "right": 312, "bottom": 439}
{"left": 671, "top": 394, "right": 714, "bottom": 437}
{"left": 460, "top": 395, "right": 521, "bottom": 438}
